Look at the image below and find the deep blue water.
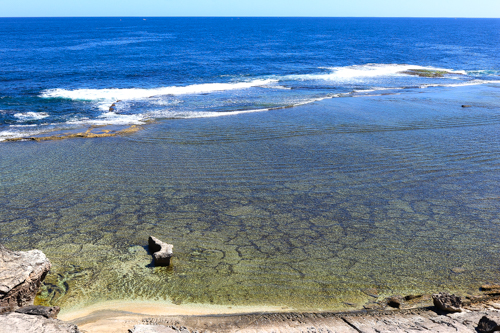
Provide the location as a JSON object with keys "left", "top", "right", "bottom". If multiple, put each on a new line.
{"left": 0, "top": 17, "right": 499, "bottom": 140}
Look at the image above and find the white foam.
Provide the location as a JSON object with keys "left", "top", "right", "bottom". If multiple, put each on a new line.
{"left": 13, "top": 112, "right": 49, "bottom": 121}
{"left": 288, "top": 64, "right": 463, "bottom": 81}
{"left": 9, "top": 124, "right": 38, "bottom": 127}
{"left": 0, "top": 128, "right": 43, "bottom": 141}
{"left": 419, "top": 80, "right": 500, "bottom": 89}
{"left": 146, "top": 108, "right": 270, "bottom": 120}
{"left": 41, "top": 79, "right": 276, "bottom": 103}
{"left": 67, "top": 112, "right": 146, "bottom": 126}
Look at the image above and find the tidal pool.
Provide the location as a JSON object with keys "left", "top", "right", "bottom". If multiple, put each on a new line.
{"left": 1, "top": 84, "right": 500, "bottom": 312}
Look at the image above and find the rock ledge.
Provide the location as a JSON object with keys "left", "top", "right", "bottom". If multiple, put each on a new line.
{"left": 0, "top": 245, "right": 51, "bottom": 313}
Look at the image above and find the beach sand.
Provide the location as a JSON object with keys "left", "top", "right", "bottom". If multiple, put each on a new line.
{"left": 59, "top": 295, "right": 500, "bottom": 332}
{"left": 60, "top": 301, "right": 286, "bottom": 333}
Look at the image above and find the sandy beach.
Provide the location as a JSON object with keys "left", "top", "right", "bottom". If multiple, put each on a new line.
{"left": 58, "top": 294, "right": 500, "bottom": 332}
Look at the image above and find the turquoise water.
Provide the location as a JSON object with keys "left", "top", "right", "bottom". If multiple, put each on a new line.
{"left": 1, "top": 84, "right": 500, "bottom": 311}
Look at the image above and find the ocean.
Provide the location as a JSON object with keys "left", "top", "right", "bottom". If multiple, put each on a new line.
{"left": 1, "top": 17, "right": 500, "bottom": 312}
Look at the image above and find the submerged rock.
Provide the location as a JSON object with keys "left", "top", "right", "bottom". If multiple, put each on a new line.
{"left": 401, "top": 69, "right": 451, "bottom": 77}
{"left": 0, "top": 245, "right": 51, "bottom": 313}
{"left": 0, "top": 312, "right": 80, "bottom": 333}
{"left": 386, "top": 295, "right": 404, "bottom": 309}
{"left": 148, "top": 236, "right": 173, "bottom": 267}
{"left": 432, "top": 292, "right": 462, "bottom": 313}
{"left": 15, "top": 305, "right": 60, "bottom": 319}
{"left": 462, "top": 105, "right": 472, "bottom": 108}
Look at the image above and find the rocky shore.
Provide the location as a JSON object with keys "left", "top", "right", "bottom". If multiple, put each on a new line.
{"left": 3, "top": 244, "right": 500, "bottom": 333}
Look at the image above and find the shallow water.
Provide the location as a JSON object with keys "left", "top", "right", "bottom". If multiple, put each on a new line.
{"left": 1, "top": 84, "right": 500, "bottom": 311}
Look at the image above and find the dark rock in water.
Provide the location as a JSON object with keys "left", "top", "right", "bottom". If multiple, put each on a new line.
{"left": 15, "top": 305, "right": 60, "bottom": 319}
{"left": 462, "top": 105, "right": 472, "bottom": 108}
{"left": 148, "top": 236, "right": 173, "bottom": 266}
{"left": 401, "top": 69, "right": 450, "bottom": 77}
{"left": 477, "top": 316, "right": 500, "bottom": 333}
{"left": 386, "top": 295, "right": 404, "bottom": 309}
{"left": 432, "top": 292, "right": 462, "bottom": 313}
{"left": 109, "top": 103, "right": 116, "bottom": 111}
{"left": 0, "top": 245, "right": 51, "bottom": 313}
{"left": 404, "top": 294, "right": 423, "bottom": 301}
{"left": 0, "top": 312, "right": 80, "bottom": 333}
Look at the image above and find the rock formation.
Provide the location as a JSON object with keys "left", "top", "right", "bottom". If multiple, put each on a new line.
{"left": 432, "top": 292, "right": 462, "bottom": 313}
{"left": 482, "top": 285, "right": 500, "bottom": 295}
{"left": 148, "top": 237, "right": 173, "bottom": 266}
{"left": 15, "top": 305, "right": 60, "bottom": 319}
{"left": 0, "top": 312, "right": 80, "bottom": 333}
{"left": 0, "top": 244, "right": 51, "bottom": 313}
{"left": 477, "top": 315, "right": 500, "bottom": 333}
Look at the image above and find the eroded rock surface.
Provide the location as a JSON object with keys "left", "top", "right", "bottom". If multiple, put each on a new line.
{"left": 433, "top": 292, "right": 462, "bottom": 313}
{"left": 0, "top": 245, "right": 51, "bottom": 313}
{"left": 15, "top": 305, "right": 60, "bottom": 319}
{"left": 0, "top": 312, "right": 80, "bottom": 333}
{"left": 128, "top": 302, "right": 500, "bottom": 333}
{"left": 148, "top": 236, "right": 173, "bottom": 266}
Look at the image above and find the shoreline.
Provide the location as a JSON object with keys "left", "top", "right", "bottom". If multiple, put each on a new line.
{"left": 58, "top": 300, "right": 287, "bottom": 322}
{"left": 58, "top": 293, "right": 500, "bottom": 333}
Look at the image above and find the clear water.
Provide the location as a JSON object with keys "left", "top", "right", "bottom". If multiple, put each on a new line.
{"left": 0, "top": 18, "right": 500, "bottom": 312}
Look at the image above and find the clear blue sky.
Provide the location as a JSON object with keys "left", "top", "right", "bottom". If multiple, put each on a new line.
{"left": 1, "top": 0, "right": 499, "bottom": 18}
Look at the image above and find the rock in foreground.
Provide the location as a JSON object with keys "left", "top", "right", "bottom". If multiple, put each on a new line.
{"left": 433, "top": 292, "right": 462, "bottom": 313}
{"left": 0, "top": 245, "right": 51, "bottom": 313}
{"left": 148, "top": 237, "right": 173, "bottom": 267}
{"left": 0, "top": 312, "right": 80, "bottom": 333}
{"left": 477, "top": 315, "right": 500, "bottom": 333}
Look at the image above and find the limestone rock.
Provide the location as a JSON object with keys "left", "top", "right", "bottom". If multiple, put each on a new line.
{"left": 15, "top": 305, "right": 60, "bottom": 319}
{"left": 482, "top": 285, "right": 500, "bottom": 295}
{"left": 0, "top": 245, "right": 51, "bottom": 313}
{"left": 482, "top": 284, "right": 500, "bottom": 290}
{"left": 477, "top": 315, "right": 500, "bottom": 333}
{"left": 148, "top": 237, "right": 173, "bottom": 266}
{"left": 432, "top": 292, "right": 462, "bottom": 313}
{"left": 0, "top": 312, "right": 80, "bottom": 333}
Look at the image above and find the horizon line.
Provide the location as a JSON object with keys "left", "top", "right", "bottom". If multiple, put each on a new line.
{"left": 1, "top": 16, "right": 499, "bottom": 19}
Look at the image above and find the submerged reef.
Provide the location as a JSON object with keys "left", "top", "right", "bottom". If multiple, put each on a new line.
{"left": 5, "top": 125, "right": 141, "bottom": 142}
{"left": 401, "top": 69, "right": 454, "bottom": 77}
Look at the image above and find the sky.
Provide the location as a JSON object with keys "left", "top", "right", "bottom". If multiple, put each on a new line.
{"left": 1, "top": 0, "right": 499, "bottom": 18}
